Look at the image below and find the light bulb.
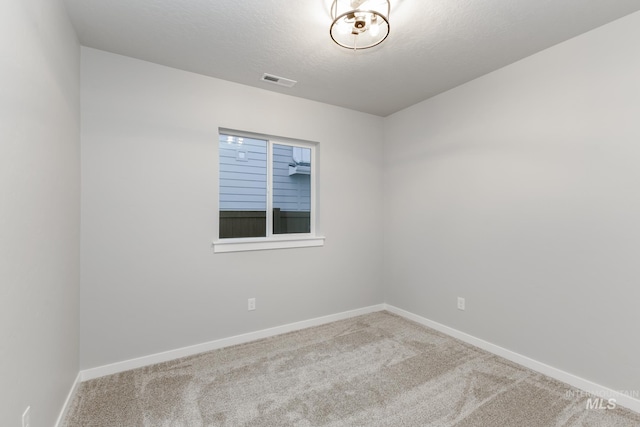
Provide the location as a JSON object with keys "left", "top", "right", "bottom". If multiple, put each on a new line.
{"left": 369, "top": 21, "right": 379, "bottom": 37}
{"left": 338, "top": 20, "right": 350, "bottom": 35}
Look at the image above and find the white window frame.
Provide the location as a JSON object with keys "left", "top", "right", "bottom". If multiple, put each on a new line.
{"left": 213, "top": 129, "right": 324, "bottom": 253}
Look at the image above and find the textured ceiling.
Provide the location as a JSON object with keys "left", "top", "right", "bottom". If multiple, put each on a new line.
{"left": 63, "top": 0, "right": 640, "bottom": 117}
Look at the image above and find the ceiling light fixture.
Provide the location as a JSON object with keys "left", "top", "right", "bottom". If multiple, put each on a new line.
{"left": 330, "top": 0, "right": 390, "bottom": 50}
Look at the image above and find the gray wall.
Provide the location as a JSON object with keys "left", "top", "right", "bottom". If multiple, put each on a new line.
{"left": 80, "top": 47, "right": 384, "bottom": 369}
{"left": 383, "top": 11, "right": 640, "bottom": 392}
{"left": 0, "top": 0, "right": 80, "bottom": 425}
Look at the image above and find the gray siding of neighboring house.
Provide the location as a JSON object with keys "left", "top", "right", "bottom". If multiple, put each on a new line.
{"left": 219, "top": 137, "right": 267, "bottom": 211}
{"left": 219, "top": 137, "right": 310, "bottom": 212}
{"left": 273, "top": 144, "right": 311, "bottom": 212}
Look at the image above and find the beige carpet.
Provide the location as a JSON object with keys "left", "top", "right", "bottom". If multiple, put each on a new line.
{"left": 63, "top": 311, "right": 640, "bottom": 426}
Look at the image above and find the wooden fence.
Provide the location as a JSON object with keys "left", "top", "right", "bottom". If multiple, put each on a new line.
{"left": 219, "top": 209, "right": 310, "bottom": 238}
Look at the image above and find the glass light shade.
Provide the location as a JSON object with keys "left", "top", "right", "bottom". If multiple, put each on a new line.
{"left": 330, "top": 0, "right": 390, "bottom": 50}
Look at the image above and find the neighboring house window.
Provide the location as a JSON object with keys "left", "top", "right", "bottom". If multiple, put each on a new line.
{"left": 214, "top": 130, "right": 324, "bottom": 253}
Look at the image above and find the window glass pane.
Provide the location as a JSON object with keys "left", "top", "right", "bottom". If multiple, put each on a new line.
{"left": 272, "top": 144, "right": 311, "bottom": 234}
{"left": 219, "top": 134, "right": 267, "bottom": 238}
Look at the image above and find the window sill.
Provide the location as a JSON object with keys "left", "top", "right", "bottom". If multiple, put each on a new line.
{"left": 213, "top": 235, "right": 325, "bottom": 253}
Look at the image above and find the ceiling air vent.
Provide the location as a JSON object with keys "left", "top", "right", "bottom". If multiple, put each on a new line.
{"left": 261, "top": 73, "right": 297, "bottom": 88}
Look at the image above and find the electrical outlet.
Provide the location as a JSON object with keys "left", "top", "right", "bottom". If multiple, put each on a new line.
{"left": 22, "top": 406, "right": 31, "bottom": 427}
{"left": 457, "top": 297, "right": 465, "bottom": 311}
{"left": 248, "top": 298, "right": 256, "bottom": 311}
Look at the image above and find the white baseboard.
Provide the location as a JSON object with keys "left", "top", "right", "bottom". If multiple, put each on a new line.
{"left": 80, "top": 304, "right": 386, "bottom": 381}
{"left": 383, "top": 304, "right": 640, "bottom": 414}
{"left": 75, "top": 302, "right": 639, "bottom": 415}
{"left": 54, "top": 372, "right": 81, "bottom": 427}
